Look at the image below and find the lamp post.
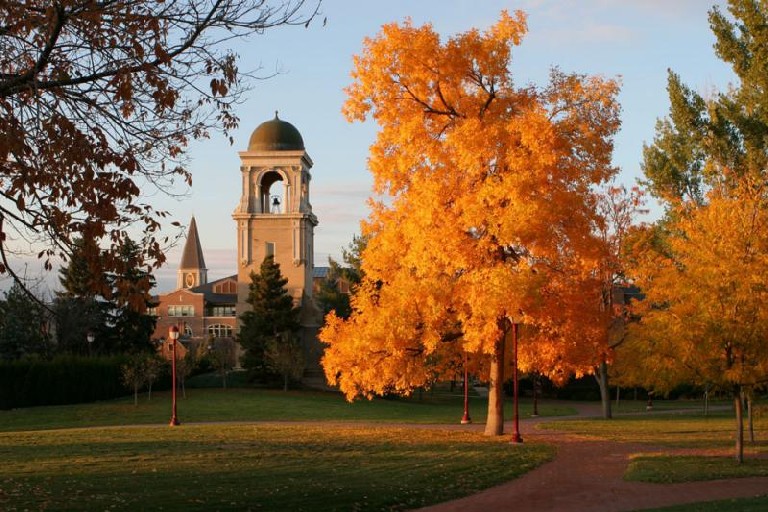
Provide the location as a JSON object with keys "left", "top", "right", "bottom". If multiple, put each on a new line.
{"left": 511, "top": 321, "right": 523, "bottom": 444}
{"left": 168, "top": 325, "right": 180, "bottom": 426}
{"left": 461, "top": 351, "right": 472, "bottom": 424}
{"left": 86, "top": 331, "right": 95, "bottom": 356}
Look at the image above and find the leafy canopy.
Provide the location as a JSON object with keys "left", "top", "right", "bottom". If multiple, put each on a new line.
{"left": 0, "top": 0, "right": 319, "bottom": 299}
{"left": 321, "top": 10, "right": 621, "bottom": 400}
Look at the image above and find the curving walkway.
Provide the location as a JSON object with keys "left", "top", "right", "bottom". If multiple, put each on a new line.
{"left": 416, "top": 404, "right": 768, "bottom": 512}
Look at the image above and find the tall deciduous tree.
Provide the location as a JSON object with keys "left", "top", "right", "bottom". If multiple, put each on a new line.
{"left": 0, "top": 0, "right": 320, "bottom": 299}
{"left": 320, "top": 11, "right": 621, "bottom": 435}
{"left": 628, "top": 184, "right": 768, "bottom": 462}
{"left": 239, "top": 256, "right": 300, "bottom": 381}
{"left": 631, "top": 0, "right": 768, "bottom": 462}
{"left": 592, "top": 184, "right": 647, "bottom": 419}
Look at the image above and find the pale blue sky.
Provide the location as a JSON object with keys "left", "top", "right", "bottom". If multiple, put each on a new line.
{"left": 148, "top": 0, "right": 732, "bottom": 291}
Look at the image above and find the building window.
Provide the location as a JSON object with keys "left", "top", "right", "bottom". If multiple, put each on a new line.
{"left": 207, "top": 306, "right": 236, "bottom": 317}
{"left": 208, "top": 324, "right": 233, "bottom": 338}
{"left": 265, "top": 242, "right": 275, "bottom": 258}
{"left": 147, "top": 307, "right": 158, "bottom": 316}
{"left": 168, "top": 305, "right": 194, "bottom": 317}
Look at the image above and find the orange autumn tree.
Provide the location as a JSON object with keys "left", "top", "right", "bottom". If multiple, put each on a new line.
{"left": 627, "top": 183, "right": 768, "bottom": 462}
{"left": 320, "top": 11, "right": 621, "bottom": 435}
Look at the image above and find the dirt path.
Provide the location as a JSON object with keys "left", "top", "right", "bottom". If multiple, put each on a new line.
{"left": 416, "top": 405, "right": 768, "bottom": 512}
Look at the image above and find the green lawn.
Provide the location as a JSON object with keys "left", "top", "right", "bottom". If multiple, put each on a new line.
{"left": 0, "top": 386, "right": 575, "bottom": 432}
{"left": 543, "top": 412, "right": 768, "bottom": 481}
{"left": 0, "top": 423, "right": 554, "bottom": 511}
{"left": 640, "top": 496, "right": 768, "bottom": 512}
{"left": 543, "top": 412, "right": 768, "bottom": 511}
{"left": 626, "top": 454, "right": 768, "bottom": 483}
{"left": 0, "top": 387, "right": 566, "bottom": 511}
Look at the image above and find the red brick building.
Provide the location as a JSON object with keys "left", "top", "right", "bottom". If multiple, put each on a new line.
{"left": 151, "top": 218, "right": 239, "bottom": 363}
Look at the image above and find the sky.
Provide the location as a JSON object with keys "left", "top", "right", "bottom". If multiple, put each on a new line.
{"left": 17, "top": 0, "right": 739, "bottom": 294}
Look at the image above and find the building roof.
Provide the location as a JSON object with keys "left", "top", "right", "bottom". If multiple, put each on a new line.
{"left": 190, "top": 275, "right": 238, "bottom": 304}
{"left": 248, "top": 112, "right": 305, "bottom": 151}
{"left": 179, "top": 216, "right": 206, "bottom": 270}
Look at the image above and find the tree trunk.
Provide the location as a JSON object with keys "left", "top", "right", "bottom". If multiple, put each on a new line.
{"left": 147, "top": 383, "right": 153, "bottom": 401}
{"left": 595, "top": 360, "right": 612, "bottom": 419}
{"left": 735, "top": 388, "right": 744, "bottom": 464}
{"left": 484, "top": 336, "right": 505, "bottom": 436}
{"left": 704, "top": 387, "right": 709, "bottom": 416}
{"left": 747, "top": 395, "right": 755, "bottom": 444}
{"left": 283, "top": 373, "right": 289, "bottom": 392}
{"left": 133, "top": 385, "right": 138, "bottom": 406}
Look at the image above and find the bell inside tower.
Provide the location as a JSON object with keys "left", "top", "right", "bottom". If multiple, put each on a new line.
{"left": 260, "top": 170, "right": 284, "bottom": 214}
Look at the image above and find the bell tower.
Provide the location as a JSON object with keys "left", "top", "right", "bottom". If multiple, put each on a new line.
{"left": 233, "top": 112, "right": 318, "bottom": 318}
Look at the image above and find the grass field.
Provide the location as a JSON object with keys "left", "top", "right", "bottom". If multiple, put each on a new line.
{"left": 0, "top": 386, "right": 576, "bottom": 432}
{"left": 0, "top": 387, "right": 564, "bottom": 511}
{"left": 642, "top": 496, "right": 768, "bottom": 512}
{"left": 0, "top": 423, "right": 554, "bottom": 511}
{"left": 542, "top": 410, "right": 768, "bottom": 511}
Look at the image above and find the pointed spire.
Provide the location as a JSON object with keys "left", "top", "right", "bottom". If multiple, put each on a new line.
{"left": 179, "top": 216, "right": 207, "bottom": 271}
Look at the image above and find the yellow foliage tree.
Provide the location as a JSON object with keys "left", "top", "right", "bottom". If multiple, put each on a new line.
{"left": 627, "top": 183, "right": 768, "bottom": 461}
{"left": 320, "top": 11, "right": 621, "bottom": 435}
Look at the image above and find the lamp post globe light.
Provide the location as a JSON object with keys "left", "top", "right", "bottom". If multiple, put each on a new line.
{"left": 86, "top": 331, "right": 95, "bottom": 356}
{"left": 168, "top": 325, "right": 180, "bottom": 427}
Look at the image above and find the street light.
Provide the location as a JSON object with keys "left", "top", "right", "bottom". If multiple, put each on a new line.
{"left": 461, "top": 351, "right": 472, "bottom": 424}
{"left": 168, "top": 325, "right": 180, "bottom": 427}
{"left": 511, "top": 321, "right": 523, "bottom": 444}
{"left": 86, "top": 331, "right": 95, "bottom": 356}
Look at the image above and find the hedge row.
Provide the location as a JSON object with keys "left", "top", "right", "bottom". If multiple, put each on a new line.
{"left": 0, "top": 356, "right": 131, "bottom": 409}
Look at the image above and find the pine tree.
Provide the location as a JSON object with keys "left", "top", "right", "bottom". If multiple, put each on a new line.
{"left": 316, "top": 235, "right": 367, "bottom": 319}
{"left": 0, "top": 283, "right": 51, "bottom": 360}
{"left": 55, "top": 238, "right": 109, "bottom": 354}
{"left": 56, "top": 237, "right": 157, "bottom": 355}
{"left": 105, "top": 238, "right": 157, "bottom": 354}
{"left": 239, "top": 256, "right": 301, "bottom": 381}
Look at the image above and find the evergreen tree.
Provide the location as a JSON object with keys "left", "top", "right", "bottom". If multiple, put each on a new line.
{"left": 55, "top": 237, "right": 157, "bottom": 355}
{"left": 239, "top": 256, "right": 300, "bottom": 381}
{"left": 642, "top": 0, "right": 768, "bottom": 209}
{"left": 105, "top": 238, "right": 158, "bottom": 354}
{"left": 316, "top": 235, "right": 366, "bottom": 319}
{"left": 0, "top": 283, "right": 51, "bottom": 360}
{"left": 55, "top": 237, "right": 109, "bottom": 354}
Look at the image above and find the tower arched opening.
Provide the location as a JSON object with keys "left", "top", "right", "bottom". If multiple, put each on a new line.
{"left": 260, "top": 170, "right": 284, "bottom": 214}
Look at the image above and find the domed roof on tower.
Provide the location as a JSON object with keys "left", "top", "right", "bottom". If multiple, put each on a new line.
{"left": 247, "top": 112, "right": 305, "bottom": 151}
